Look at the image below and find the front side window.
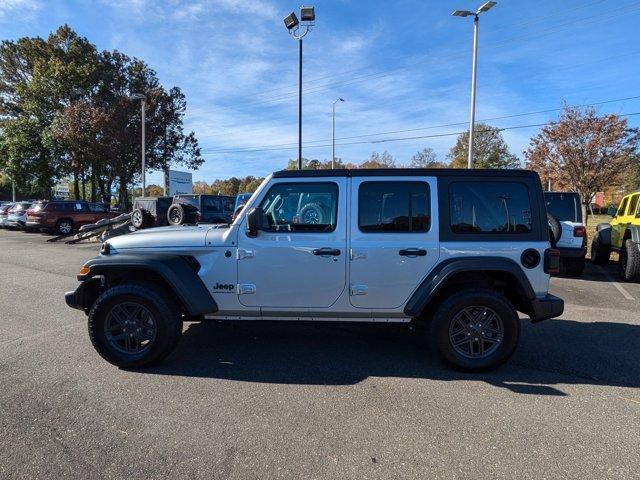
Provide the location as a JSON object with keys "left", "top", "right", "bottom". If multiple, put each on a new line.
{"left": 259, "top": 182, "right": 338, "bottom": 232}
{"left": 450, "top": 182, "right": 533, "bottom": 234}
{"left": 627, "top": 194, "right": 639, "bottom": 217}
{"left": 359, "top": 182, "right": 430, "bottom": 232}
{"left": 617, "top": 197, "right": 629, "bottom": 217}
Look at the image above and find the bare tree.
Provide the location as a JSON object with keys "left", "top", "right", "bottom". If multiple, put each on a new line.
{"left": 410, "top": 148, "right": 446, "bottom": 168}
{"left": 525, "top": 105, "right": 639, "bottom": 219}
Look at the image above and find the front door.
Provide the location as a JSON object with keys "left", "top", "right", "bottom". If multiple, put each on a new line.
{"left": 237, "top": 178, "right": 347, "bottom": 309}
{"left": 349, "top": 177, "right": 440, "bottom": 309}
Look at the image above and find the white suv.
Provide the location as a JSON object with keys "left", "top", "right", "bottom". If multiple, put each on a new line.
{"left": 66, "top": 168, "right": 564, "bottom": 372}
{"left": 544, "top": 191, "right": 586, "bottom": 276}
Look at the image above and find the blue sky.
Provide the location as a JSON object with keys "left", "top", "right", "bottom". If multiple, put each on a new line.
{"left": 1, "top": 0, "right": 639, "bottom": 185}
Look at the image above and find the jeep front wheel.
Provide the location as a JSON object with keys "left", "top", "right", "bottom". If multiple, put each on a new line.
{"left": 619, "top": 239, "right": 640, "bottom": 282}
{"left": 590, "top": 232, "right": 610, "bottom": 266}
{"left": 88, "top": 282, "right": 182, "bottom": 368}
{"left": 430, "top": 288, "right": 520, "bottom": 372}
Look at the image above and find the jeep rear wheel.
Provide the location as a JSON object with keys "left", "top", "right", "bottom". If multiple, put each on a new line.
{"left": 88, "top": 282, "right": 182, "bottom": 368}
{"left": 430, "top": 288, "right": 520, "bottom": 372}
{"left": 619, "top": 239, "right": 640, "bottom": 282}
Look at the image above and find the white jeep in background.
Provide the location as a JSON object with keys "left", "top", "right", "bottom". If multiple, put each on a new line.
{"left": 66, "top": 168, "right": 564, "bottom": 372}
{"left": 544, "top": 191, "right": 587, "bottom": 276}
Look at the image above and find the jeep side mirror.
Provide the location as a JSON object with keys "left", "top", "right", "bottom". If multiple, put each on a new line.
{"left": 246, "top": 207, "right": 262, "bottom": 237}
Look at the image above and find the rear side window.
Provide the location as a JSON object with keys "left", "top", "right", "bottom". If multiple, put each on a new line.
{"left": 450, "top": 182, "right": 533, "bottom": 234}
{"left": 627, "top": 194, "right": 639, "bottom": 217}
{"left": 202, "top": 197, "right": 221, "bottom": 213}
{"left": 545, "top": 193, "right": 582, "bottom": 223}
{"left": 175, "top": 195, "right": 199, "bottom": 208}
{"left": 359, "top": 182, "right": 430, "bottom": 232}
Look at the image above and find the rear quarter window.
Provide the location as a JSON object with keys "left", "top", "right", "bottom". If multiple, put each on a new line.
{"left": 450, "top": 182, "right": 533, "bottom": 234}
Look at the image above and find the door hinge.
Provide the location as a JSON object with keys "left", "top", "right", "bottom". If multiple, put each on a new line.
{"left": 238, "top": 283, "right": 256, "bottom": 295}
{"left": 350, "top": 284, "right": 368, "bottom": 296}
{"left": 237, "top": 249, "right": 254, "bottom": 260}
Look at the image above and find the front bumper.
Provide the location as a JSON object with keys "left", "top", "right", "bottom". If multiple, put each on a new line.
{"left": 557, "top": 246, "right": 586, "bottom": 259}
{"left": 65, "top": 277, "right": 103, "bottom": 312}
{"left": 530, "top": 294, "right": 564, "bottom": 323}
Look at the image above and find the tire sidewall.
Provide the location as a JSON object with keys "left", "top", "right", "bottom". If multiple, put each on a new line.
{"left": 88, "top": 285, "right": 181, "bottom": 368}
{"left": 131, "top": 209, "right": 145, "bottom": 229}
{"left": 167, "top": 205, "right": 184, "bottom": 225}
{"left": 431, "top": 289, "right": 520, "bottom": 372}
{"left": 56, "top": 219, "right": 74, "bottom": 235}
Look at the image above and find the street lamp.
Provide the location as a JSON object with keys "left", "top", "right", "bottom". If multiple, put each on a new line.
{"left": 332, "top": 98, "right": 344, "bottom": 169}
{"left": 284, "top": 5, "right": 315, "bottom": 170}
{"left": 130, "top": 93, "right": 147, "bottom": 196}
{"left": 452, "top": 1, "right": 496, "bottom": 169}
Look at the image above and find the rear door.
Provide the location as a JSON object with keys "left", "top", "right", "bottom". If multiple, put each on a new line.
{"left": 348, "top": 177, "right": 440, "bottom": 309}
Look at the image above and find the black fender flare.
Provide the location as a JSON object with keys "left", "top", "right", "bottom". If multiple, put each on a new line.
{"left": 623, "top": 225, "right": 640, "bottom": 244}
{"left": 595, "top": 223, "right": 612, "bottom": 246}
{"left": 68, "top": 253, "right": 218, "bottom": 315}
{"left": 403, "top": 256, "right": 536, "bottom": 318}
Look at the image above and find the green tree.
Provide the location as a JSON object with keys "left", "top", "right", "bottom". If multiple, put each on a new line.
{"left": 409, "top": 148, "right": 446, "bottom": 168}
{"left": 448, "top": 123, "right": 520, "bottom": 169}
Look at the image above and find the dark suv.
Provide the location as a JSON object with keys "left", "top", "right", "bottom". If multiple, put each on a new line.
{"left": 26, "top": 200, "right": 118, "bottom": 235}
{"left": 167, "top": 194, "right": 235, "bottom": 225}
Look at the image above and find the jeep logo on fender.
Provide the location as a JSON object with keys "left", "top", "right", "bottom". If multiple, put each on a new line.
{"left": 212, "top": 282, "right": 234, "bottom": 293}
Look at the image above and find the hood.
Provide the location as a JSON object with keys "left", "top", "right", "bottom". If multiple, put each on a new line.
{"left": 107, "top": 225, "right": 213, "bottom": 250}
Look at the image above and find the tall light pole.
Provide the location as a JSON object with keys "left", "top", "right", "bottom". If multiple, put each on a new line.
{"left": 452, "top": 1, "right": 496, "bottom": 169}
{"left": 332, "top": 98, "right": 344, "bottom": 169}
{"left": 284, "top": 6, "right": 315, "bottom": 170}
{"left": 131, "top": 93, "right": 147, "bottom": 196}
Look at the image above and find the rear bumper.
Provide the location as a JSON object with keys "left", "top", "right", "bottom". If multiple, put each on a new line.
{"left": 530, "top": 294, "right": 564, "bottom": 323}
{"left": 557, "top": 246, "right": 586, "bottom": 258}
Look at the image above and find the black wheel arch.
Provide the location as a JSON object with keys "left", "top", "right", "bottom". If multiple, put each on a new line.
{"left": 65, "top": 253, "right": 218, "bottom": 316}
{"left": 404, "top": 257, "right": 538, "bottom": 321}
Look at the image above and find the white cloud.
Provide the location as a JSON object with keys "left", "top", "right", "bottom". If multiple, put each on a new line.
{"left": 0, "top": 0, "right": 39, "bottom": 20}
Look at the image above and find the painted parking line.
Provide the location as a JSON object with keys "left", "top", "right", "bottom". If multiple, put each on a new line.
{"left": 598, "top": 266, "right": 636, "bottom": 301}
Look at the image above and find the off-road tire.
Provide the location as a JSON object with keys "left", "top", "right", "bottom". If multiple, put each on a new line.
{"left": 131, "top": 208, "right": 152, "bottom": 229}
{"left": 299, "top": 202, "right": 326, "bottom": 225}
{"left": 167, "top": 204, "right": 189, "bottom": 226}
{"left": 590, "top": 232, "right": 611, "bottom": 266}
{"left": 619, "top": 239, "right": 640, "bottom": 282}
{"left": 88, "top": 282, "right": 182, "bottom": 368}
{"left": 55, "top": 218, "right": 75, "bottom": 235}
{"left": 429, "top": 288, "right": 520, "bottom": 372}
{"left": 563, "top": 257, "right": 585, "bottom": 277}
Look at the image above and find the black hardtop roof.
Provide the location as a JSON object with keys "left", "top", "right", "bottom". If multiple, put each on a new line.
{"left": 273, "top": 168, "right": 540, "bottom": 179}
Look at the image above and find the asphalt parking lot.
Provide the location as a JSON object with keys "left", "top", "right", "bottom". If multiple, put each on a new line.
{"left": 1, "top": 229, "right": 639, "bottom": 479}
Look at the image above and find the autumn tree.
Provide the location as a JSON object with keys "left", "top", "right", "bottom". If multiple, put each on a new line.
{"left": 361, "top": 151, "right": 395, "bottom": 168}
{"left": 448, "top": 123, "right": 520, "bottom": 169}
{"left": 410, "top": 148, "right": 446, "bottom": 168}
{"left": 526, "top": 105, "right": 639, "bottom": 219}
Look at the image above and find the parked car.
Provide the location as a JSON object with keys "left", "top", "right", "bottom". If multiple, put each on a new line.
{"left": 66, "top": 168, "right": 563, "bottom": 371}
{"left": 6, "top": 202, "right": 33, "bottom": 229}
{"left": 591, "top": 190, "right": 640, "bottom": 281}
{"left": 130, "top": 196, "right": 173, "bottom": 229}
{"left": 0, "top": 202, "right": 15, "bottom": 228}
{"left": 25, "top": 200, "right": 119, "bottom": 235}
{"left": 167, "top": 194, "right": 235, "bottom": 226}
{"left": 544, "top": 191, "right": 586, "bottom": 276}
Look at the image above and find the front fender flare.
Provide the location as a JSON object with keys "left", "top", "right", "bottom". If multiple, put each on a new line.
{"left": 71, "top": 253, "right": 218, "bottom": 315}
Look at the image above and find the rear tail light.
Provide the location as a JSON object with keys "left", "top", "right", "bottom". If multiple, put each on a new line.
{"left": 573, "top": 226, "right": 586, "bottom": 237}
{"left": 544, "top": 248, "right": 560, "bottom": 274}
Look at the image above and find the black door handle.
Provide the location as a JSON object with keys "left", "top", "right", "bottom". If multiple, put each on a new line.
{"left": 399, "top": 248, "right": 427, "bottom": 257}
{"left": 313, "top": 248, "right": 341, "bottom": 256}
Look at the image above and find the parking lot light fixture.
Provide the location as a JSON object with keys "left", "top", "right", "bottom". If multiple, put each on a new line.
{"left": 284, "top": 5, "right": 315, "bottom": 170}
{"left": 452, "top": 2, "right": 497, "bottom": 169}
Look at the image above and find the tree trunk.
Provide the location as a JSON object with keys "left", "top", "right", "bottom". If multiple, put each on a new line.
{"left": 118, "top": 179, "right": 130, "bottom": 212}
{"left": 90, "top": 162, "right": 96, "bottom": 203}
{"left": 73, "top": 170, "right": 80, "bottom": 200}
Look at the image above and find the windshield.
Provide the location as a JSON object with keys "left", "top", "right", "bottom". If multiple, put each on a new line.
{"left": 545, "top": 192, "right": 582, "bottom": 222}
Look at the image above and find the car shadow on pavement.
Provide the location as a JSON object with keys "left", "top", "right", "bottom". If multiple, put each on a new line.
{"left": 141, "top": 318, "right": 640, "bottom": 396}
